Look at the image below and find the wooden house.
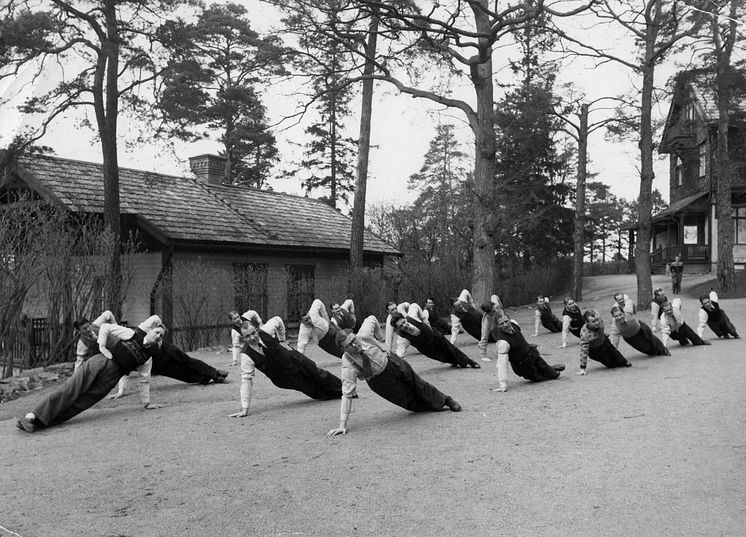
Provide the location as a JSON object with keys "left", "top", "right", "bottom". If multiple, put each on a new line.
{"left": 653, "top": 70, "right": 746, "bottom": 273}
{"left": 0, "top": 151, "right": 398, "bottom": 349}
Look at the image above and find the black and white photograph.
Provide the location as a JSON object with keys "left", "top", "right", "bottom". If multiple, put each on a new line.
{"left": 1, "top": 1, "right": 745, "bottom": 535}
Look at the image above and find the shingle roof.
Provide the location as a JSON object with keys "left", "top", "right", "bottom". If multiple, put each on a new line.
{"left": 13, "top": 153, "right": 399, "bottom": 254}
{"left": 652, "top": 192, "right": 708, "bottom": 221}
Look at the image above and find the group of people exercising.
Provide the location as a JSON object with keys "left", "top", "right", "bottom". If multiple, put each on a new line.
{"left": 15, "top": 286, "right": 739, "bottom": 436}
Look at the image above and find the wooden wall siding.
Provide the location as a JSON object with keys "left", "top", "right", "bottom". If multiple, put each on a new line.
{"left": 168, "top": 251, "right": 351, "bottom": 323}
{"left": 121, "top": 253, "right": 162, "bottom": 325}
{"left": 735, "top": 245, "right": 746, "bottom": 264}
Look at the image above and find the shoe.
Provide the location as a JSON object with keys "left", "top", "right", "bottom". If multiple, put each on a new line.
{"left": 701, "top": 341, "right": 712, "bottom": 345}
{"left": 552, "top": 363, "right": 565, "bottom": 372}
{"left": 481, "top": 357, "right": 492, "bottom": 362}
{"left": 491, "top": 386, "right": 508, "bottom": 393}
{"left": 16, "top": 417, "right": 36, "bottom": 433}
{"left": 624, "top": 361, "right": 632, "bottom": 367}
{"left": 468, "top": 361, "right": 481, "bottom": 369}
{"left": 662, "top": 349, "right": 671, "bottom": 356}
{"left": 444, "top": 396, "right": 462, "bottom": 412}
{"left": 734, "top": 334, "right": 741, "bottom": 339}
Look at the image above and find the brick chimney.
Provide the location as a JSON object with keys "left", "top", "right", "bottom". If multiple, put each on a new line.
{"left": 189, "top": 154, "right": 227, "bottom": 185}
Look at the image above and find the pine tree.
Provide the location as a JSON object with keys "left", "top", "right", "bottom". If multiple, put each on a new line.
{"left": 158, "top": 3, "right": 286, "bottom": 187}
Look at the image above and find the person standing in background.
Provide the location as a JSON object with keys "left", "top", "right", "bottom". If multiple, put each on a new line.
{"left": 670, "top": 256, "right": 684, "bottom": 294}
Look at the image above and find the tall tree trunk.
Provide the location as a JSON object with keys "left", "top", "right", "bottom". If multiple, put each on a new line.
{"left": 715, "top": 59, "right": 735, "bottom": 290}
{"left": 469, "top": 2, "right": 496, "bottom": 304}
{"left": 634, "top": 58, "right": 655, "bottom": 311}
{"left": 330, "top": 100, "right": 338, "bottom": 208}
{"left": 98, "top": 1, "right": 122, "bottom": 315}
{"left": 572, "top": 103, "right": 588, "bottom": 301}
{"left": 350, "top": 10, "right": 378, "bottom": 269}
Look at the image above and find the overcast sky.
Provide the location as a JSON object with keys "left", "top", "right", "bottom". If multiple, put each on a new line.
{"left": 0, "top": 2, "right": 692, "bottom": 210}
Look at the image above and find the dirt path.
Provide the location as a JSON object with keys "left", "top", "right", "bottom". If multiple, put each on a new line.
{"left": 1, "top": 274, "right": 744, "bottom": 537}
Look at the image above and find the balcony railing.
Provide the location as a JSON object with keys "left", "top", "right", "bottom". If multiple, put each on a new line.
{"left": 651, "top": 244, "right": 709, "bottom": 265}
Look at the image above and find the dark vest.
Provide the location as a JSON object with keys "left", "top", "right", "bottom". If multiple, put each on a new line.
{"left": 702, "top": 302, "right": 724, "bottom": 324}
{"left": 496, "top": 323, "right": 532, "bottom": 360}
{"left": 111, "top": 330, "right": 157, "bottom": 374}
{"left": 397, "top": 317, "right": 434, "bottom": 347}
{"left": 653, "top": 296, "right": 667, "bottom": 318}
{"left": 562, "top": 307, "right": 584, "bottom": 331}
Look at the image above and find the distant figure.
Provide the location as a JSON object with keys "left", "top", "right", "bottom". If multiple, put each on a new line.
{"left": 298, "top": 299, "right": 344, "bottom": 358}
{"left": 650, "top": 288, "right": 669, "bottom": 332}
{"left": 670, "top": 256, "right": 684, "bottom": 294}
{"left": 330, "top": 299, "right": 357, "bottom": 330}
{"left": 533, "top": 296, "right": 562, "bottom": 336}
{"left": 561, "top": 298, "right": 585, "bottom": 349}
{"left": 424, "top": 297, "right": 452, "bottom": 335}
{"left": 612, "top": 292, "right": 636, "bottom": 315}
{"left": 451, "top": 289, "right": 500, "bottom": 346}
{"left": 698, "top": 292, "right": 740, "bottom": 339}
{"left": 384, "top": 301, "right": 414, "bottom": 357}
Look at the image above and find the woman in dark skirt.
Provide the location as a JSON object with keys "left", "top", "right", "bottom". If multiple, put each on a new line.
{"left": 451, "top": 289, "right": 498, "bottom": 344}
{"left": 533, "top": 296, "right": 562, "bottom": 335}
{"left": 228, "top": 319, "right": 342, "bottom": 417}
{"left": 327, "top": 322, "right": 461, "bottom": 436}
{"left": 575, "top": 310, "right": 631, "bottom": 375}
{"left": 609, "top": 305, "right": 670, "bottom": 357}
{"left": 298, "top": 299, "right": 345, "bottom": 358}
{"left": 389, "top": 312, "right": 481, "bottom": 369}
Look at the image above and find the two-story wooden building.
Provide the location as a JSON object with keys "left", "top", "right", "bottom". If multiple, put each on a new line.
{"left": 0, "top": 151, "right": 399, "bottom": 347}
{"left": 653, "top": 70, "right": 746, "bottom": 273}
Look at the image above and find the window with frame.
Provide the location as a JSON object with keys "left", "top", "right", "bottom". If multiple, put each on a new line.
{"left": 698, "top": 143, "right": 706, "bottom": 178}
{"left": 233, "top": 263, "right": 269, "bottom": 320}
{"left": 734, "top": 207, "right": 746, "bottom": 245}
{"left": 285, "top": 264, "right": 315, "bottom": 322}
{"left": 684, "top": 103, "right": 694, "bottom": 121}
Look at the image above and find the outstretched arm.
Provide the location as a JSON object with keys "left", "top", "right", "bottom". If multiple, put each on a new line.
{"left": 561, "top": 315, "right": 571, "bottom": 348}
{"left": 137, "top": 359, "right": 159, "bottom": 409}
{"left": 107, "top": 375, "right": 128, "bottom": 399}
{"left": 229, "top": 353, "right": 255, "bottom": 417}
{"left": 328, "top": 396, "right": 353, "bottom": 436}
{"left": 650, "top": 302, "right": 660, "bottom": 331}
{"left": 697, "top": 309, "right": 708, "bottom": 338}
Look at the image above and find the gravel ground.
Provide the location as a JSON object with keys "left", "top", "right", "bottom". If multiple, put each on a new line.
{"left": 1, "top": 274, "right": 744, "bottom": 537}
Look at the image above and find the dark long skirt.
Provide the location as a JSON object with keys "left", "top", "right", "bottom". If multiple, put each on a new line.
{"left": 259, "top": 345, "right": 342, "bottom": 400}
{"left": 541, "top": 314, "right": 562, "bottom": 333}
{"left": 624, "top": 322, "right": 668, "bottom": 356}
{"left": 458, "top": 310, "right": 497, "bottom": 343}
{"left": 151, "top": 342, "right": 218, "bottom": 384}
{"left": 366, "top": 354, "right": 447, "bottom": 412}
{"left": 33, "top": 354, "right": 124, "bottom": 428}
{"left": 509, "top": 346, "right": 560, "bottom": 382}
{"left": 707, "top": 313, "right": 739, "bottom": 338}
{"left": 670, "top": 323, "right": 709, "bottom": 346}
{"left": 589, "top": 336, "right": 630, "bottom": 368}
{"left": 413, "top": 329, "right": 478, "bottom": 368}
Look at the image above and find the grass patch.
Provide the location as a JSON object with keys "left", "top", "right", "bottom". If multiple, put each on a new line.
{"left": 686, "top": 270, "right": 746, "bottom": 299}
